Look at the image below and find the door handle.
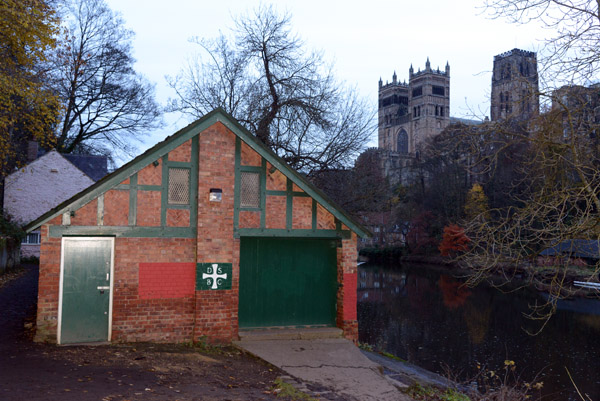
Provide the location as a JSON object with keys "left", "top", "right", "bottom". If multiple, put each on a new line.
{"left": 97, "top": 285, "right": 110, "bottom": 295}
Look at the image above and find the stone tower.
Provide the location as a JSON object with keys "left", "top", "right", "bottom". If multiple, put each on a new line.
{"left": 491, "top": 49, "right": 539, "bottom": 121}
{"left": 409, "top": 58, "right": 451, "bottom": 151}
{"left": 378, "top": 58, "right": 450, "bottom": 155}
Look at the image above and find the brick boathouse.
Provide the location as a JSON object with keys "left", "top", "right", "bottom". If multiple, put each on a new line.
{"left": 28, "top": 109, "right": 369, "bottom": 345}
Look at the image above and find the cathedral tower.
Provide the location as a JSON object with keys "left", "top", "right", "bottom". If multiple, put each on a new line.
{"left": 408, "top": 58, "right": 450, "bottom": 151}
{"left": 491, "top": 49, "right": 539, "bottom": 121}
{"left": 378, "top": 58, "right": 450, "bottom": 155}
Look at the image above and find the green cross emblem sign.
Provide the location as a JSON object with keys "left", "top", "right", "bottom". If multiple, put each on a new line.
{"left": 197, "top": 263, "right": 232, "bottom": 290}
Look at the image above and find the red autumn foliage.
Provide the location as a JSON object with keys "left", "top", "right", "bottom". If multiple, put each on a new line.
{"left": 438, "top": 274, "right": 471, "bottom": 309}
{"left": 438, "top": 224, "right": 470, "bottom": 256}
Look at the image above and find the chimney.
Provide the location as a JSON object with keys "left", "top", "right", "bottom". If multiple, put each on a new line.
{"left": 27, "top": 141, "right": 39, "bottom": 162}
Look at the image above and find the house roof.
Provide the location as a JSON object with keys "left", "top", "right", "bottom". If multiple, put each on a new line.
{"left": 540, "top": 239, "right": 600, "bottom": 260}
{"left": 4, "top": 150, "right": 96, "bottom": 225}
{"left": 62, "top": 153, "right": 108, "bottom": 182}
{"left": 25, "top": 108, "right": 370, "bottom": 238}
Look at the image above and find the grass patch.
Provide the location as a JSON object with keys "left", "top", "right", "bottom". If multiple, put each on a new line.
{"left": 404, "top": 383, "right": 471, "bottom": 401}
{"left": 358, "top": 342, "right": 373, "bottom": 352}
{"left": 182, "top": 337, "right": 229, "bottom": 355}
{"left": 272, "top": 378, "right": 318, "bottom": 401}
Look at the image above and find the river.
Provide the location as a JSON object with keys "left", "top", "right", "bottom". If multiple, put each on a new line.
{"left": 357, "top": 262, "right": 600, "bottom": 400}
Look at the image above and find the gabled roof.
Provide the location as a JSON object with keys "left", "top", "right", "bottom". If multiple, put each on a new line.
{"left": 62, "top": 153, "right": 109, "bottom": 182}
{"left": 4, "top": 150, "right": 95, "bottom": 225}
{"left": 26, "top": 108, "right": 370, "bottom": 238}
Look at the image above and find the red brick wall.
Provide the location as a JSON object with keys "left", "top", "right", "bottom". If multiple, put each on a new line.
{"left": 34, "top": 120, "right": 360, "bottom": 345}
{"left": 292, "top": 196, "right": 312, "bottom": 229}
{"left": 138, "top": 263, "right": 195, "bottom": 299}
{"left": 70, "top": 199, "right": 97, "bottom": 226}
{"left": 240, "top": 141, "right": 261, "bottom": 166}
{"left": 136, "top": 191, "right": 161, "bottom": 226}
{"left": 138, "top": 162, "right": 162, "bottom": 185}
{"left": 337, "top": 233, "right": 358, "bottom": 343}
{"left": 104, "top": 190, "right": 129, "bottom": 226}
{"left": 239, "top": 211, "right": 260, "bottom": 228}
{"left": 195, "top": 122, "right": 239, "bottom": 343}
{"left": 166, "top": 209, "right": 190, "bottom": 227}
{"left": 317, "top": 203, "right": 336, "bottom": 230}
{"left": 266, "top": 166, "right": 286, "bottom": 191}
{"left": 169, "top": 139, "right": 192, "bottom": 162}
{"left": 35, "top": 224, "right": 61, "bottom": 342}
{"left": 111, "top": 238, "right": 196, "bottom": 342}
{"left": 265, "top": 196, "right": 286, "bottom": 229}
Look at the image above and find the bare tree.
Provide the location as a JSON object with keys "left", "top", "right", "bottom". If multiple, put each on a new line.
{"left": 484, "top": 0, "right": 600, "bottom": 86}
{"left": 52, "top": 0, "right": 161, "bottom": 160}
{"left": 168, "top": 5, "right": 375, "bottom": 175}
{"left": 431, "top": 1, "right": 600, "bottom": 329}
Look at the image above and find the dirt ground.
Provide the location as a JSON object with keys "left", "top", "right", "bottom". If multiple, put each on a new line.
{"left": 0, "top": 264, "right": 311, "bottom": 401}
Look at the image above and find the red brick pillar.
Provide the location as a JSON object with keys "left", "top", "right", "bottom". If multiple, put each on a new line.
{"left": 337, "top": 232, "right": 358, "bottom": 343}
{"left": 194, "top": 123, "right": 239, "bottom": 343}
{"left": 35, "top": 223, "right": 62, "bottom": 342}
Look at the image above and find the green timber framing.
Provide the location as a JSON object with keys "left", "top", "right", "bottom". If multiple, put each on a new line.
{"left": 25, "top": 108, "right": 370, "bottom": 240}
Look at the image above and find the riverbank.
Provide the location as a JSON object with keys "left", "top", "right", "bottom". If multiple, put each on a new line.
{"left": 398, "top": 254, "right": 600, "bottom": 299}
{"left": 357, "top": 260, "right": 600, "bottom": 399}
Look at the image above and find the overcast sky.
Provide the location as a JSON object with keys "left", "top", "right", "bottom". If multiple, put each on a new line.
{"left": 105, "top": 0, "right": 548, "bottom": 154}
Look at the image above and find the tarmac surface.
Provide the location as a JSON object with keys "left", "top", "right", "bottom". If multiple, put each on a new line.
{"left": 236, "top": 336, "right": 412, "bottom": 401}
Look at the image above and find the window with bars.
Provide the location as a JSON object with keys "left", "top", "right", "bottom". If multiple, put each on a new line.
{"left": 22, "top": 232, "right": 41, "bottom": 245}
{"left": 168, "top": 168, "right": 190, "bottom": 205}
{"left": 240, "top": 171, "right": 260, "bottom": 208}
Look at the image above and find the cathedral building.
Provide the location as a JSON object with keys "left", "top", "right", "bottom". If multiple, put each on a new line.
{"left": 490, "top": 48, "right": 539, "bottom": 121}
{"left": 378, "top": 58, "right": 450, "bottom": 155}
{"left": 375, "top": 49, "right": 539, "bottom": 187}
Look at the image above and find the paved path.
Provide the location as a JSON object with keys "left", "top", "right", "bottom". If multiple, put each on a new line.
{"left": 236, "top": 338, "right": 412, "bottom": 401}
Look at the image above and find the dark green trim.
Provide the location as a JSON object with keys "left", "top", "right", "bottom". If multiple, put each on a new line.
{"left": 129, "top": 173, "right": 138, "bottom": 226}
{"left": 217, "top": 112, "right": 369, "bottom": 237}
{"left": 164, "top": 161, "right": 191, "bottom": 168}
{"left": 240, "top": 207, "right": 262, "bottom": 212}
{"left": 292, "top": 192, "right": 310, "bottom": 197}
{"left": 233, "top": 137, "right": 241, "bottom": 231}
{"left": 166, "top": 204, "right": 190, "bottom": 210}
{"left": 239, "top": 165, "right": 263, "bottom": 173}
{"left": 336, "top": 218, "right": 341, "bottom": 231}
{"left": 137, "top": 185, "right": 162, "bottom": 191}
{"left": 236, "top": 228, "right": 351, "bottom": 239}
{"left": 26, "top": 108, "right": 369, "bottom": 238}
{"left": 160, "top": 155, "right": 168, "bottom": 226}
{"left": 97, "top": 194, "right": 104, "bottom": 226}
{"left": 49, "top": 225, "right": 196, "bottom": 238}
{"left": 266, "top": 190, "right": 286, "bottom": 196}
{"left": 312, "top": 199, "right": 317, "bottom": 231}
{"left": 260, "top": 159, "right": 266, "bottom": 228}
{"left": 114, "top": 184, "right": 130, "bottom": 190}
{"left": 286, "top": 178, "right": 293, "bottom": 230}
{"left": 26, "top": 110, "right": 231, "bottom": 233}
{"left": 190, "top": 136, "right": 199, "bottom": 230}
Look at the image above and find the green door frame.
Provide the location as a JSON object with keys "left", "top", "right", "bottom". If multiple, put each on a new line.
{"left": 58, "top": 237, "right": 115, "bottom": 345}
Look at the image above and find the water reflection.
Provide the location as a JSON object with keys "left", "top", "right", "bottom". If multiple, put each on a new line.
{"left": 357, "top": 263, "right": 600, "bottom": 400}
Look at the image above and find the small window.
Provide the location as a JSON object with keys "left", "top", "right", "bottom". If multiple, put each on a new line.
{"left": 240, "top": 171, "right": 260, "bottom": 208}
{"left": 168, "top": 168, "right": 190, "bottom": 205}
{"left": 22, "top": 232, "right": 40, "bottom": 245}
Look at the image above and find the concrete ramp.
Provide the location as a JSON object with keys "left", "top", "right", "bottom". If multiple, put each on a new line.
{"left": 235, "top": 336, "right": 410, "bottom": 401}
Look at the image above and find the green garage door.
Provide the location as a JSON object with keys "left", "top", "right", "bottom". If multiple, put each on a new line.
{"left": 239, "top": 237, "right": 338, "bottom": 328}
